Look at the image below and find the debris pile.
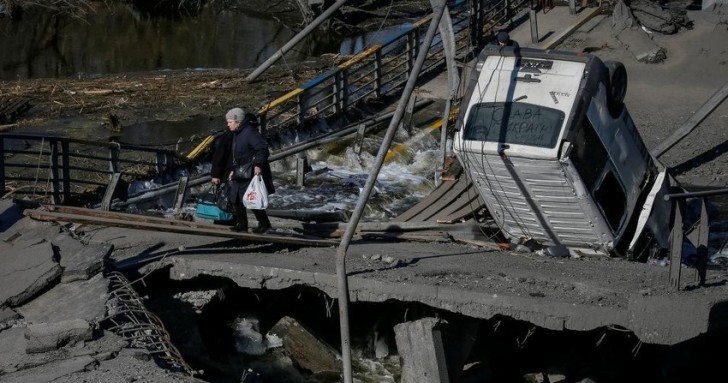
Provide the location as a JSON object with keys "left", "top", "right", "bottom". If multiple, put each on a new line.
{"left": 0, "top": 200, "right": 201, "bottom": 382}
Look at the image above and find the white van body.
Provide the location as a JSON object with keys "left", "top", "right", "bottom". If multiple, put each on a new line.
{"left": 453, "top": 47, "right": 671, "bottom": 256}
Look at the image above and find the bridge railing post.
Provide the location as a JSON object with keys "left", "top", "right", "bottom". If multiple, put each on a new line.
{"left": 61, "top": 139, "right": 71, "bottom": 203}
{"left": 332, "top": 71, "right": 342, "bottom": 115}
{"left": 49, "top": 139, "right": 61, "bottom": 205}
{"left": 108, "top": 145, "right": 120, "bottom": 177}
{"left": 374, "top": 50, "right": 383, "bottom": 98}
{"left": 297, "top": 90, "right": 310, "bottom": 125}
{"left": 0, "top": 136, "right": 5, "bottom": 199}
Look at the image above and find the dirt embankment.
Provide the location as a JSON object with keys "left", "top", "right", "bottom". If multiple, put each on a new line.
{"left": 1, "top": 58, "right": 339, "bottom": 132}
{"left": 1, "top": 0, "right": 434, "bottom": 133}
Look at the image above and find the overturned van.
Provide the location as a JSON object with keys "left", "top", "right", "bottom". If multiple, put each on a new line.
{"left": 453, "top": 47, "right": 671, "bottom": 257}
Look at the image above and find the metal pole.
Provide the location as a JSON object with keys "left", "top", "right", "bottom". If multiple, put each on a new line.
{"left": 246, "top": 0, "right": 348, "bottom": 82}
{"left": 0, "top": 136, "right": 5, "bottom": 199}
{"left": 432, "top": 0, "right": 459, "bottom": 186}
{"left": 664, "top": 187, "right": 728, "bottom": 201}
{"left": 334, "top": 3, "right": 448, "bottom": 382}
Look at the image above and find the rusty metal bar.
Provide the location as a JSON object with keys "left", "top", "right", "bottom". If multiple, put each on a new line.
{"left": 695, "top": 199, "right": 709, "bottom": 286}
{"left": 0, "top": 136, "right": 5, "bottom": 198}
{"left": 49, "top": 139, "right": 61, "bottom": 205}
{"left": 668, "top": 199, "right": 684, "bottom": 290}
{"left": 61, "top": 139, "right": 71, "bottom": 203}
{"left": 665, "top": 187, "right": 728, "bottom": 200}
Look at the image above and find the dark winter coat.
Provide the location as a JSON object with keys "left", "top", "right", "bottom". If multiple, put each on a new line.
{"left": 211, "top": 121, "right": 275, "bottom": 204}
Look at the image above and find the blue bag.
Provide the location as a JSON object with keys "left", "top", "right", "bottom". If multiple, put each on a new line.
{"left": 195, "top": 185, "right": 233, "bottom": 221}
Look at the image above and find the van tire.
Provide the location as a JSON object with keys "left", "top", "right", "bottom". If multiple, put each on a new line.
{"left": 605, "top": 60, "right": 628, "bottom": 115}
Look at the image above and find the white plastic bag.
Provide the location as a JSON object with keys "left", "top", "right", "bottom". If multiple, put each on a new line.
{"left": 243, "top": 175, "right": 268, "bottom": 210}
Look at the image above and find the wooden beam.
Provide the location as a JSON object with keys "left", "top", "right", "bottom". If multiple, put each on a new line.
{"left": 27, "top": 207, "right": 337, "bottom": 247}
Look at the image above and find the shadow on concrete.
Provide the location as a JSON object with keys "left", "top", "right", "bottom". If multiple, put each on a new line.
{"left": 110, "top": 239, "right": 295, "bottom": 272}
{"left": 0, "top": 200, "right": 23, "bottom": 233}
{"left": 670, "top": 140, "right": 728, "bottom": 177}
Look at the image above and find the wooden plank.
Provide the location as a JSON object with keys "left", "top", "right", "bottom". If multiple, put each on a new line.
{"left": 173, "top": 176, "right": 189, "bottom": 210}
{"left": 435, "top": 193, "right": 484, "bottom": 224}
{"left": 404, "top": 177, "right": 470, "bottom": 222}
{"left": 436, "top": 195, "right": 485, "bottom": 224}
{"left": 50, "top": 205, "right": 226, "bottom": 229}
{"left": 434, "top": 185, "right": 481, "bottom": 218}
{"left": 395, "top": 178, "right": 461, "bottom": 222}
{"left": 30, "top": 207, "right": 337, "bottom": 247}
{"left": 101, "top": 173, "right": 121, "bottom": 211}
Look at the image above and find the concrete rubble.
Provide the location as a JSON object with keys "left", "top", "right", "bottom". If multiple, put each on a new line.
{"left": 611, "top": 0, "right": 668, "bottom": 63}
{"left": 267, "top": 315, "right": 342, "bottom": 375}
{"left": 0, "top": 199, "right": 203, "bottom": 383}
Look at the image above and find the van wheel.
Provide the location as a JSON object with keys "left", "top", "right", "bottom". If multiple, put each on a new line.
{"left": 605, "top": 60, "right": 628, "bottom": 115}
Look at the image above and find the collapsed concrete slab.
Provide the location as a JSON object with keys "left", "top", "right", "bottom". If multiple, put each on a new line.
{"left": 394, "top": 318, "right": 450, "bottom": 383}
{"left": 268, "top": 316, "right": 341, "bottom": 375}
{"left": 17, "top": 273, "right": 108, "bottom": 324}
{"left": 394, "top": 316, "right": 477, "bottom": 383}
{"left": 49, "top": 232, "right": 112, "bottom": 283}
{"left": 152, "top": 243, "right": 728, "bottom": 346}
{"left": 0, "top": 327, "right": 28, "bottom": 373}
{"left": 0, "top": 307, "right": 20, "bottom": 330}
{"left": 24, "top": 319, "right": 93, "bottom": 353}
{"left": 0, "top": 237, "right": 62, "bottom": 308}
{"left": 0, "top": 354, "right": 97, "bottom": 383}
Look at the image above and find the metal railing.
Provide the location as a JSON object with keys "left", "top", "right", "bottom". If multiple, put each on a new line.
{"left": 664, "top": 188, "right": 724, "bottom": 290}
{"left": 0, "top": 133, "right": 185, "bottom": 204}
{"left": 257, "top": 0, "right": 530, "bottom": 133}
{"left": 2, "top": 0, "right": 532, "bottom": 206}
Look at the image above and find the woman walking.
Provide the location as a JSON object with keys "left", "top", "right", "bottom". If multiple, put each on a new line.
{"left": 211, "top": 107, "right": 274, "bottom": 233}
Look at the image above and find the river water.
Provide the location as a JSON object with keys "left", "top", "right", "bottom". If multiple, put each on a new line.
{"left": 0, "top": 3, "right": 326, "bottom": 80}
{"left": 2, "top": 3, "right": 435, "bottom": 221}
{"left": 0, "top": 3, "right": 411, "bottom": 80}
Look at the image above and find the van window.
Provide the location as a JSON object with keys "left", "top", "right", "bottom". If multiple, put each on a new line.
{"left": 594, "top": 171, "right": 626, "bottom": 231}
{"left": 463, "top": 102, "right": 565, "bottom": 148}
{"left": 570, "top": 118, "right": 607, "bottom": 190}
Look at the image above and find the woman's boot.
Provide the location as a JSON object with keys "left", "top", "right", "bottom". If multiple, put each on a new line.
{"left": 251, "top": 210, "right": 272, "bottom": 233}
{"left": 232, "top": 204, "right": 248, "bottom": 232}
